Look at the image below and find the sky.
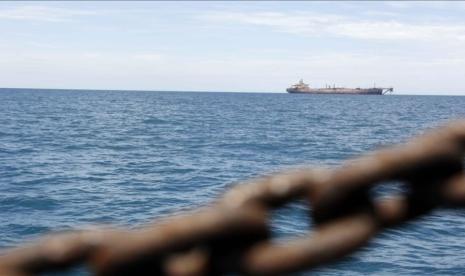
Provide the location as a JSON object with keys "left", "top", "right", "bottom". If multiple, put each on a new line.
{"left": 1, "top": 1, "right": 465, "bottom": 95}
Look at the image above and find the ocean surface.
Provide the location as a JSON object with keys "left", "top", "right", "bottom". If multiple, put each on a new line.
{"left": 1, "top": 88, "right": 465, "bottom": 275}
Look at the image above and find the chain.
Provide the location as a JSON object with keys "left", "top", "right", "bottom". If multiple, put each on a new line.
{"left": 1, "top": 121, "right": 465, "bottom": 276}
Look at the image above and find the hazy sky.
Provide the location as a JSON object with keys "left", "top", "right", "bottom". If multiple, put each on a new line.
{"left": 1, "top": 1, "right": 465, "bottom": 94}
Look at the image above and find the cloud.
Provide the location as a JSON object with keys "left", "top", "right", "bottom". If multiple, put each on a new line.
{"left": 200, "top": 12, "right": 343, "bottom": 36}
{"left": 383, "top": 2, "right": 414, "bottom": 9}
{"left": 334, "top": 21, "right": 465, "bottom": 41}
{"left": 384, "top": 1, "right": 465, "bottom": 10}
{"left": 0, "top": 5, "right": 97, "bottom": 22}
{"left": 200, "top": 11, "right": 465, "bottom": 42}
{"left": 132, "top": 54, "right": 163, "bottom": 62}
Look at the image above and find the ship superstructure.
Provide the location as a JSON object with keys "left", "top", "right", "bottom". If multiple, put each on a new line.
{"left": 287, "top": 79, "right": 393, "bottom": 95}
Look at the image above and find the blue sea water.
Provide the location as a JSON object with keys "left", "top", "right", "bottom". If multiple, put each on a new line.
{"left": 1, "top": 88, "right": 465, "bottom": 275}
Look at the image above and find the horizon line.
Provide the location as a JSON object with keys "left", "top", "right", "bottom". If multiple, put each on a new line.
{"left": 0, "top": 87, "right": 464, "bottom": 96}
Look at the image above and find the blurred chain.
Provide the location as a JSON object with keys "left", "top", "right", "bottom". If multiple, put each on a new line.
{"left": 1, "top": 121, "right": 465, "bottom": 276}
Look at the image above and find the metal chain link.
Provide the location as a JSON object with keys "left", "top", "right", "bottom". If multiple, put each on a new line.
{"left": 1, "top": 120, "right": 465, "bottom": 276}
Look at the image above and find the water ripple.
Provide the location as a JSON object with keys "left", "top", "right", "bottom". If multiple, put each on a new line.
{"left": 1, "top": 90, "right": 465, "bottom": 274}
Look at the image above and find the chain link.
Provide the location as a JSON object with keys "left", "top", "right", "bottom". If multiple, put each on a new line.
{"left": 1, "top": 121, "right": 465, "bottom": 275}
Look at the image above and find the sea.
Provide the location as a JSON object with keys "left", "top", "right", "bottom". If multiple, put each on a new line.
{"left": 1, "top": 88, "right": 465, "bottom": 275}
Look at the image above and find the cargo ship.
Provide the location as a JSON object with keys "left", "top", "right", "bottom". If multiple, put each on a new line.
{"left": 287, "top": 79, "right": 393, "bottom": 95}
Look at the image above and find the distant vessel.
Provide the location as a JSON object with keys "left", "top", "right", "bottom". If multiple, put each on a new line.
{"left": 287, "top": 79, "right": 393, "bottom": 95}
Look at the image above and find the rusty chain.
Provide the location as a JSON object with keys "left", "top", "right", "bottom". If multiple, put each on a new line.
{"left": 1, "top": 120, "right": 465, "bottom": 275}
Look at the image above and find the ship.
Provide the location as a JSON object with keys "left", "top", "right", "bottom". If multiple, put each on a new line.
{"left": 287, "top": 79, "right": 393, "bottom": 95}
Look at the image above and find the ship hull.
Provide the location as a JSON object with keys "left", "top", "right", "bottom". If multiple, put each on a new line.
{"left": 287, "top": 88, "right": 383, "bottom": 95}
